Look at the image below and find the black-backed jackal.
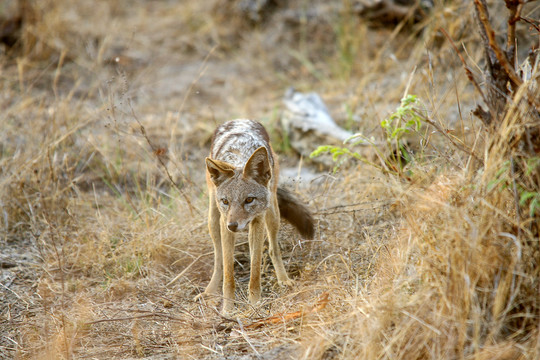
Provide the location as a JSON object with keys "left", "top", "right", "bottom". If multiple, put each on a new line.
{"left": 197, "top": 119, "right": 315, "bottom": 313}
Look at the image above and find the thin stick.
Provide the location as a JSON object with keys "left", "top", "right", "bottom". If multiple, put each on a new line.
{"left": 439, "top": 28, "right": 490, "bottom": 117}
{"left": 168, "top": 241, "right": 249, "bottom": 287}
{"left": 130, "top": 103, "right": 199, "bottom": 216}
{"left": 420, "top": 113, "right": 483, "bottom": 165}
{"left": 519, "top": 16, "right": 540, "bottom": 33}
{"left": 87, "top": 313, "right": 185, "bottom": 325}
{"left": 166, "top": 253, "right": 207, "bottom": 287}
{"left": 235, "top": 320, "right": 261, "bottom": 356}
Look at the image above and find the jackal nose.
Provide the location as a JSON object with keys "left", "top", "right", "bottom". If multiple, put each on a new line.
{"left": 227, "top": 222, "right": 239, "bottom": 232}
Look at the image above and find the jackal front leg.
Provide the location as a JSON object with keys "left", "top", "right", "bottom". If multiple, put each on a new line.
{"left": 194, "top": 193, "right": 222, "bottom": 304}
{"left": 266, "top": 197, "right": 293, "bottom": 286}
{"left": 221, "top": 218, "right": 236, "bottom": 314}
{"left": 248, "top": 217, "right": 265, "bottom": 305}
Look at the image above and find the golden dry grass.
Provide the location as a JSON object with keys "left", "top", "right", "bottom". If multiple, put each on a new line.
{"left": 1, "top": 0, "right": 539, "bottom": 359}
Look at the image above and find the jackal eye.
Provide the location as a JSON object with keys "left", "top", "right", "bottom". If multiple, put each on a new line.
{"left": 245, "top": 197, "right": 255, "bottom": 204}
{"left": 221, "top": 199, "right": 229, "bottom": 206}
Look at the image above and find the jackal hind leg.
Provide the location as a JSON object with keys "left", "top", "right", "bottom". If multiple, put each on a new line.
{"left": 266, "top": 197, "right": 293, "bottom": 286}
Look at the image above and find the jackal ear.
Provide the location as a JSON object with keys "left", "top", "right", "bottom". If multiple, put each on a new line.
{"left": 244, "top": 146, "right": 271, "bottom": 185}
{"left": 206, "top": 158, "right": 235, "bottom": 186}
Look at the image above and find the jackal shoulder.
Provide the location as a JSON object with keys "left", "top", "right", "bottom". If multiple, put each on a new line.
{"left": 210, "top": 119, "right": 275, "bottom": 169}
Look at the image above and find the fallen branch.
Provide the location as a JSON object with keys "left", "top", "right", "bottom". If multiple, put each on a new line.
{"left": 246, "top": 292, "right": 329, "bottom": 329}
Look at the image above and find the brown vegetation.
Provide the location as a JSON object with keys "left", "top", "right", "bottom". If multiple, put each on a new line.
{"left": 0, "top": 0, "right": 538, "bottom": 359}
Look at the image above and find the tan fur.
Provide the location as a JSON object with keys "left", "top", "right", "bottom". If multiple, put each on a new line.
{"left": 196, "top": 120, "right": 314, "bottom": 314}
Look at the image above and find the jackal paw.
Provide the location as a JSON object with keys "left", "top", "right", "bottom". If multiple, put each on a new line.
{"left": 277, "top": 277, "right": 294, "bottom": 287}
{"left": 248, "top": 291, "right": 262, "bottom": 305}
{"left": 221, "top": 301, "right": 238, "bottom": 317}
{"left": 193, "top": 291, "right": 220, "bottom": 307}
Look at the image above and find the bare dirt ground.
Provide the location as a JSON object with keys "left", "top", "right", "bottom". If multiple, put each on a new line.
{"left": 1, "top": 0, "right": 539, "bottom": 359}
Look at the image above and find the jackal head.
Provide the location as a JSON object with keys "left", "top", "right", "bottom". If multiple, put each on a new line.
{"left": 206, "top": 147, "right": 272, "bottom": 233}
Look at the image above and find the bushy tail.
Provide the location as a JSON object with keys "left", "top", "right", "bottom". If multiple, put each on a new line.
{"left": 277, "top": 187, "right": 315, "bottom": 239}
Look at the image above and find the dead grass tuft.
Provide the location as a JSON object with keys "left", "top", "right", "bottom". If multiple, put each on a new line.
{"left": 299, "top": 28, "right": 540, "bottom": 360}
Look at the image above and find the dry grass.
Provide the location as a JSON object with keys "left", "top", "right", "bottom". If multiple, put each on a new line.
{"left": 1, "top": 0, "right": 539, "bottom": 359}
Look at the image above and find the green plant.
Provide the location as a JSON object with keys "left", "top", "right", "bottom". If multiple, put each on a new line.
{"left": 310, "top": 94, "right": 424, "bottom": 177}
{"left": 310, "top": 144, "right": 372, "bottom": 173}
{"left": 520, "top": 190, "right": 540, "bottom": 218}
{"left": 486, "top": 160, "right": 510, "bottom": 192}
{"left": 381, "top": 95, "right": 422, "bottom": 140}
{"left": 487, "top": 157, "right": 540, "bottom": 218}
{"left": 380, "top": 94, "right": 423, "bottom": 170}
